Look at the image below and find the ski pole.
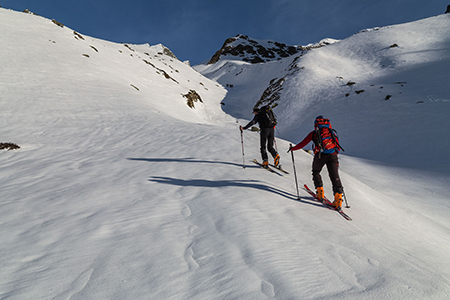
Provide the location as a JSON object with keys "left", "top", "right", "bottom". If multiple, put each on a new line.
{"left": 240, "top": 127, "right": 246, "bottom": 168}
{"left": 343, "top": 190, "right": 350, "bottom": 208}
{"left": 289, "top": 143, "right": 300, "bottom": 200}
{"left": 274, "top": 126, "right": 281, "bottom": 152}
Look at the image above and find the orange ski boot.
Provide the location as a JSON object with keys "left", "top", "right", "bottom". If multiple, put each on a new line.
{"left": 274, "top": 154, "right": 280, "bottom": 167}
{"left": 332, "top": 193, "right": 343, "bottom": 210}
{"left": 316, "top": 187, "right": 324, "bottom": 202}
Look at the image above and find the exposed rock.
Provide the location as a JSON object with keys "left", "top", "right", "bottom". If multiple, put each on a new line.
{"left": 0, "top": 143, "right": 20, "bottom": 150}
{"left": 22, "top": 9, "right": 38, "bottom": 16}
{"left": 162, "top": 46, "right": 178, "bottom": 60}
{"left": 124, "top": 44, "right": 135, "bottom": 52}
{"left": 183, "top": 90, "right": 203, "bottom": 108}
{"left": 143, "top": 59, "right": 179, "bottom": 83}
{"left": 74, "top": 31, "right": 85, "bottom": 40}
{"left": 52, "top": 19, "right": 64, "bottom": 28}
{"left": 255, "top": 55, "right": 303, "bottom": 107}
{"left": 256, "top": 78, "right": 285, "bottom": 108}
{"left": 207, "top": 34, "right": 302, "bottom": 65}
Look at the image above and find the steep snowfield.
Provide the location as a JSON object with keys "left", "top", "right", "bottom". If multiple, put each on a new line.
{"left": 197, "top": 14, "right": 450, "bottom": 173}
{"left": 1, "top": 8, "right": 450, "bottom": 300}
{"left": 278, "top": 15, "right": 450, "bottom": 171}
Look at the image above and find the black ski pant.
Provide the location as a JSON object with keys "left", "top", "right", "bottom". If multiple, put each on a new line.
{"left": 312, "top": 153, "right": 343, "bottom": 194}
{"left": 260, "top": 127, "right": 278, "bottom": 162}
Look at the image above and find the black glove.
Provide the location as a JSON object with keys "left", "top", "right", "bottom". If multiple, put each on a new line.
{"left": 287, "top": 145, "right": 292, "bottom": 153}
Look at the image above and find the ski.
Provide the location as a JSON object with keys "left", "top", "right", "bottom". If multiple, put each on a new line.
{"left": 253, "top": 159, "right": 280, "bottom": 174}
{"left": 303, "top": 184, "right": 352, "bottom": 221}
{"left": 269, "top": 164, "right": 289, "bottom": 174}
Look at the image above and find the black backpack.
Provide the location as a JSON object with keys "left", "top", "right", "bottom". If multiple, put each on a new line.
{"left": 258, "top": 105, "right": 277, "bottom": 128}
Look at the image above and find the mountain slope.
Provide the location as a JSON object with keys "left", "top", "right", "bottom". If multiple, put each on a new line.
{"left": 197, "top": 14, "right": 450, "bottom": 174}
{"left": 1, "top": 8, "right": 450, "bottom": 300}
{"left": 1, "top": 9, "right": 229, "bottom": 127}
{"left": 277, "top": 14, "right": 450, "bottom": 172}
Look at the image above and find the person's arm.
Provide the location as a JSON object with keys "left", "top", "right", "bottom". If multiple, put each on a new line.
{"left": 241, "top": 115, "right": 258, "bottom": 130}
{"left": 290, "top": 131, "right": 314, "bottom": 151}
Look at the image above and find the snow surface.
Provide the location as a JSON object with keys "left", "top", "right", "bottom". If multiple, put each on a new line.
{"left": 1, "top": 8, "right": 450, "bottom": 300}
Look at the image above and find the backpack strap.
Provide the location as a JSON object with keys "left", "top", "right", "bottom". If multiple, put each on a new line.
{"left": 331, "top": 129, "right": 345, "bottom": 152}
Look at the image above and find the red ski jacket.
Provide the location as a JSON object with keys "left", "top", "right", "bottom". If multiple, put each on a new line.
{"left": 291, "top": 131, "right": 314, "bottom": 152}
{"left": 291, "top": 131, "right": 339, "bottom": 155}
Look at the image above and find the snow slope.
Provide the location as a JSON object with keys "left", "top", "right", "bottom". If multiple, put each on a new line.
{"left": 1, "top": 8, "right": 450, "bottom": 300}
{"left": 197, "top": 14, "right": 450, "bottom": 174}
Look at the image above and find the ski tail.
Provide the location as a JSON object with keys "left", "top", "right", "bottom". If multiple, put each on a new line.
{"left": 303, "top": 184, "right": 352, "bottom": 221}
{"left": 253, "top": 159, "right": 280, "bottom": 175}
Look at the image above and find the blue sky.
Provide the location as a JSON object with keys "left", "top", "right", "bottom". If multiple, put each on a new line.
{"left": 1, "top": 0, "right": 448, "bottom": 64}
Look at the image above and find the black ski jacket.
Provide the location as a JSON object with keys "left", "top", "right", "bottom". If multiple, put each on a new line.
{"left": 242, "top": 112, "right": 274, "bottom": 130}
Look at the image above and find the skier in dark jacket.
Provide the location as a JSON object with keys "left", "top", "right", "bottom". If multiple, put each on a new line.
{"left": 288, "top": 116, "right": 344, "bottom": 210}
{"left": 240, "top": 107, "right": 280, "bottom": 167}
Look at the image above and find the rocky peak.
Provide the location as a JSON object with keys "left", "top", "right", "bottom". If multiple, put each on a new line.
{"left": 207, "top": 34, "right": 302, "bottom": 65}
{"left": 162, "top": 46, "right": 178, "bottom": 60}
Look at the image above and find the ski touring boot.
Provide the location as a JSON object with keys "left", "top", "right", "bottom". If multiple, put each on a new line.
{"left": 262, "top": 159, "right": 269, "bottom": 168}
{"left": 316, "top": 186, "right": 324, "bottom": 202}
{"left": 274, "top": 154, "right": 280, "bottom": 167}
{"left": 332, "top": 193, "right": 343, "bottom": 211}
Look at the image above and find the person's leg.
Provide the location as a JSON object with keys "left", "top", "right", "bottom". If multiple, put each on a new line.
{"left": 266, "top": 128, "right": 277, "bottom": 157}
{"left": 326, "top": 155, "right": 343, "bottom": 194}
{"left": 266, "top": 127, "right": 280, "bottom": 166}
{"left": 260, "top": 128, "right": 269, "bottom": 163}
{"left": 326, "top": 155, "right": 343, "bottom": 209}
{"left": 312, "top": 154, "right": 326, "bottom": 189}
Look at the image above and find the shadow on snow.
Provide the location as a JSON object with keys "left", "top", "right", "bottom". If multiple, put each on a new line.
{"left": 148, "top": 176, "right": 300, "bottom": 201}
{"left": 129, "top": 157, "right": 324, "bottom": 208}
{"left": 128, "top": 157, "right": 243, "bottom": 168}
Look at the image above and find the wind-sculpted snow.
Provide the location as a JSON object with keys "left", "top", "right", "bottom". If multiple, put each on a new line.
{"left": 1, "top": 7, "right": 450, "bottom": 300}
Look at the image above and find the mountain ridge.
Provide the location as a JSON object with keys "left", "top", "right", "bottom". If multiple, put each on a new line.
{"left": 196, "top": 13, "right": 450, "bottom": 173}
{"left": 206, "top": 33, "right": 338, "bottom": 65}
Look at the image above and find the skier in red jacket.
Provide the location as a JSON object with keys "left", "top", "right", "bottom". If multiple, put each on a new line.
{"left": 289, "top": 116, "right": 344, "bottom": 210}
